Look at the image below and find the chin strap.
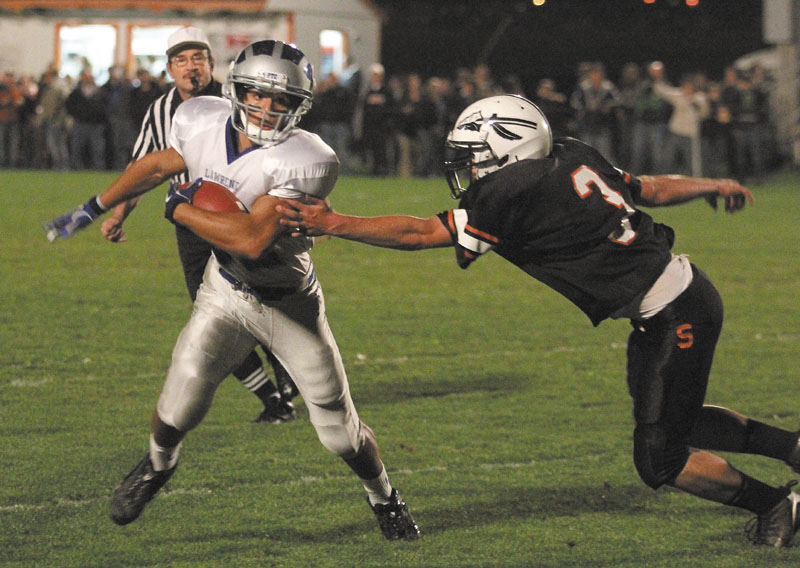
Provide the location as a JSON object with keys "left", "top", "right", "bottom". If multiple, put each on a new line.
{"left": 239, "top": 109, "right": 289, "bottom": 147}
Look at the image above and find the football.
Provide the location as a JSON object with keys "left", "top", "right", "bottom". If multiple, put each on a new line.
{"left": 192, "top": 180, "right": 247, "bottom": 213}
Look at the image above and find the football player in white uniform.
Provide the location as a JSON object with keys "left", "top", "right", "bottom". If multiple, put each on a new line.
{"left": 100, "top": 26, "right": 299, "bottom": 425}
{"left": 42, "top": 40, "right": 419, "bottom": 541}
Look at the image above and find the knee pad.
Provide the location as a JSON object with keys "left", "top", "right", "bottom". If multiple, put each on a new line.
{"left": 633, "top": 424, "right": 690, "bottom": 489}
{"left": 315, "top": 420, "right": 365, "bottom": 458}
{"left": 157, "top": 344, "right": 227, "bottom": 433}
{"left": 309, "top": 400, "right": 365, "bottom": 458}
{"left": 157, "top": 367, "right": 217, "bottom": 433}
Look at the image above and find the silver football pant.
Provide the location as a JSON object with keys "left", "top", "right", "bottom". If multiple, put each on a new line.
{"left": 157, "top": 257, "right": 365, "bottom": 458}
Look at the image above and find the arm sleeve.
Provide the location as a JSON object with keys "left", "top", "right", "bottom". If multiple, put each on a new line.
{"left": 166, "top": 105, "right": 186, "bottom": 159}
{"left": 265, "top": 160, "right": 339, "bottom": 200}
{"left": 437, "top": 209, "right": 495, "bottom": 269}
{"left": 614, "top": 166, "right": 644, "bottom": 202}
{"left": 264, "top": 133, "right": 340, "bottom": 200}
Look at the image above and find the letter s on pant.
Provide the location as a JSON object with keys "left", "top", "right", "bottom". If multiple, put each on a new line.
{"left": 677, "top": 324, "right": 693, "bottom": 349}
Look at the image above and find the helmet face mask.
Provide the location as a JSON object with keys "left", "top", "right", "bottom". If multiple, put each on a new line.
{"left": 444, "top": 95, "right": 552, "bottom": 199}
{"left": 444, "top": 142, "right": 503, "bottom": 199}
{"left": 224, "top": 40, "right": 314, "bottom": 147}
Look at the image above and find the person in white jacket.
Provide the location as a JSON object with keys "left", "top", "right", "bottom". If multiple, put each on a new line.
{"left": 655, "top": 74, "right": 709, "bottom": 177}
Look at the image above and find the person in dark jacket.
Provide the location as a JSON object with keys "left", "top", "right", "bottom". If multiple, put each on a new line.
{"left": 66, "top": 69, "right": 108, "bottom": 170}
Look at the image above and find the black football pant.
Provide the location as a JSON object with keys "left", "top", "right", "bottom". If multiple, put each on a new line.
{"left": 626, "top": 264, "right": 723, "bottom": 489}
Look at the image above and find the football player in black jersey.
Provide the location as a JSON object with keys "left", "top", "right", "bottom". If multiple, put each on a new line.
{"left": 278, "top": 94, "right": 800, "bottom": 546}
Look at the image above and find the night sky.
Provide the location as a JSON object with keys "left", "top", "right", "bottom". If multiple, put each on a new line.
{"left": 371, "top": 0, "right": 767, "bottom": 94}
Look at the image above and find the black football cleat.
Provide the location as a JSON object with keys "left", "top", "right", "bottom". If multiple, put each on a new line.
{"left": 254, "top": 396, "right": 297, "bottom": 424}
{"left": 110, "top": 454, "right": 176, "bottom": 525}
{"left": 744, "top": 482, "right": 800, "bottom": 547}
{"left": 264, "top": 351, "right": 299, "bottom": 400}
{"left": 369, "top": 488, "right": 420, "bottom": 541}
{"left": 274, "top": 367, "right": 299, "bottom": 400}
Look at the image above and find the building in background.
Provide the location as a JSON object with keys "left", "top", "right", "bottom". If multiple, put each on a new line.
{"left": 762, "top": 0, "right": 800, "bottom": 165}
{"left": 0, "top": 0, "right": 382, "bottom": 86}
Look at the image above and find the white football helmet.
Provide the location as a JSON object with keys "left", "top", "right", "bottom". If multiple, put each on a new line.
{"left": 444, "top": 94, "right": 552, "bottom": 198}
{"left": 223, "top": 40, "right": 314, "bottom": 147}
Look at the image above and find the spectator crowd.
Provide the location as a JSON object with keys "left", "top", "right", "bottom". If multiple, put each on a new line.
{"left": 0, "top": 63, "right": 167, "bottom": 171}
{"left": 0, "top": 58, "right": 777, "bottom": 182}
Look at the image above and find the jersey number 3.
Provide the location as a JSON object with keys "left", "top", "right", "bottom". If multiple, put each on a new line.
{"left": 571, "top": 165, "right": 637, "bottom": 245}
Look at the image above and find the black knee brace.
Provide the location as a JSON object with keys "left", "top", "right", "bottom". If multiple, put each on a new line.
{"left": 633, "top": 424, "right": 690, "bottom": 489}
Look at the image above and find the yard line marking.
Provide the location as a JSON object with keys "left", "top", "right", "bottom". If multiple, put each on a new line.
{"left": 0, "top": 462, "right": 545, "bottom": 513}
{"left": 350, "top": 345, "right": 584, "bottom": 366}
{"left": 9, "top": 347, "right": 587, "bottom": 387}
{"left": 10, "top": 332, "right": 796, "bottom": 388}
{"left": 10, "top": 378, "right": 53, "bottom": 387}
{"left": 8, "top": 372, "right": 164, "bottom": 388}
{"left": 0, "top": 497, "right": 94, "bottom": 512}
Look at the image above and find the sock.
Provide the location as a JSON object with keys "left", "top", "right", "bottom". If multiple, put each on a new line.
{"left": 239, "top": 367, "right": 279, "bottom": 402}
{"left": 233, "top": 351, "right": 279, "bottom": 405}
{"left": 726, "top": 473, "right": 789, "bottom": 514}
{"left": 150, "top": 435, "right": 181, "bottom": 472}
{"left": 264, "top": 349, "right": 298, "bottom": 399}
{"left": 362, "top": 466, "right": 393, "bottom": 506}
{"left": 743, "top": 420, "right": 798, "bottom": 461}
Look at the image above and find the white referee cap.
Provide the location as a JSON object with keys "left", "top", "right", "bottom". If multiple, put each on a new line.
{"left": 166, "top": 27, "right": 211, "bottom": 57}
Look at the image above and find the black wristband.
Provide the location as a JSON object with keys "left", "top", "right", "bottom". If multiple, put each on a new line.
{"left": 87, "top": 196, "right": 107, "bottom": 217}
{"left": 164, "top": 198, "right": 185, "bottom": 224}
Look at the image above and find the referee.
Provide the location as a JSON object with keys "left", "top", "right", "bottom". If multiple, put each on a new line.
{"left": 100, "top": 27, "right": 298, "bottom": 423}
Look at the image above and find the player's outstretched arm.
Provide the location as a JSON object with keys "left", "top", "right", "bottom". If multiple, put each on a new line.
{"left": 45, "top": 149, "right": 186, "bottom": 242}
{"left": 636, "top": 175, "right": 754, "bottom": 213}
{"left": 276, "top": 196, "right": 452, "bottom": 250}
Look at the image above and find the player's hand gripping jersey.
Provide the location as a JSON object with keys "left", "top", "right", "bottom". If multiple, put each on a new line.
{"left": 438, "top": 138, "right": 675, "bottom": 325}
{"left": 168, "top": 96, "right": 339, "bottom": 289}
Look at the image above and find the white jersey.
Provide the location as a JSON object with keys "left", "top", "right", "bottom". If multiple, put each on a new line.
{"left": 168, "top": 96, "right": 339, "bottom": 289}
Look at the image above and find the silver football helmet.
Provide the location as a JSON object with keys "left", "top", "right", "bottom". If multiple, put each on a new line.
{"left": 444, "top": 94, "right": 552, "bottom": 198}
{"left": 223, "top": 40, "right": 314, "bottom": 147}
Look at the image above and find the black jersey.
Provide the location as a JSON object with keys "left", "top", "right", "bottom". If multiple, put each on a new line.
{"left": 437, "top": 137, "right": 675, "bottom": 326}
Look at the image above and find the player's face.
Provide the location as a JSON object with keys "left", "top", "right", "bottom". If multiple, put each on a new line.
{"left": 242, "top": 89, "right": 293, "bottom": 131}
{"left": 443, "top": 144, "right": 476, "bottom": 198}
{"left": 167, "top": 48, "right": 213, "bottom": 98}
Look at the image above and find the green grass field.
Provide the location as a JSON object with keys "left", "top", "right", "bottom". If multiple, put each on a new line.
{"left": 1, "top": 168, "right": 799, "bottom": 567}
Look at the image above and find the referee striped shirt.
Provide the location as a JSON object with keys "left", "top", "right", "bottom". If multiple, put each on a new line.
{"left": 130, "top": 79, "right": 223, "bottom": 185}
